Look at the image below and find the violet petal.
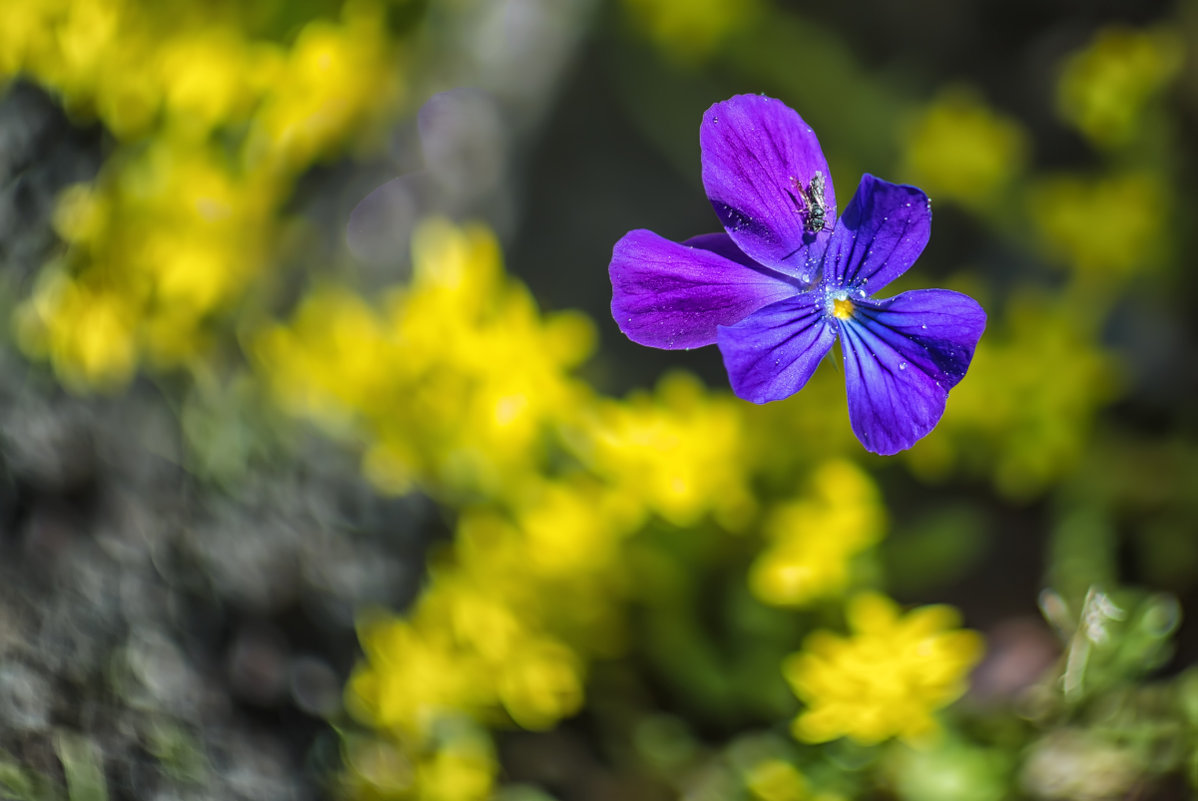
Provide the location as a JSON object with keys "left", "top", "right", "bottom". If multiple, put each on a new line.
{"left": 839, "top": 288, "right": 986, "bottom": 454}
{"left": 683, "top": 232, "right": 768, "bottom": 268}
{"left": 610, "top": 229, "right": 798, "bottom": 350}
{"left": 700, "top": 95, "right": 835, "bottom": 283}
{"left": 716, "top": 292, "right": 836, "bottom": 404}
{"left": 822, "top": 174, "right": 931, "bottom": 293}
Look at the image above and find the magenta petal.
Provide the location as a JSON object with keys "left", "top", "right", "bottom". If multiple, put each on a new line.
{"left": 610, "top": 229, "right": 798, "bottom": 350}
{"left": 700, "top": 95, "right": 835, "bottom": 283}
{"left": 822, "top": 174, "right": 931, "bottom": 293}
{"left": 839, "top": 289, "right": 986, "bottom": 454}
{"left": 716, "top": 293, "right": 836, "bottom": 404}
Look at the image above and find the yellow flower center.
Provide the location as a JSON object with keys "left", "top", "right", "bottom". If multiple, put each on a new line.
{"left": 832, "top": 296, "right": 855, "bottom": 320}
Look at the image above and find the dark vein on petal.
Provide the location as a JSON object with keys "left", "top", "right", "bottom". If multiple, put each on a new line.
{"left": 848, "top": 316, "right": 933, "bottom": 382}
{"left": 843, "top": 323, "right": 904, "bottom": 435}
{"left": 749, "top": 309, "right": 827, "bottom": 375}
{"left": 855, "top": 300, "right": 976, "bottom": 384}
{"left": 869, "top": 213, "right": 916, "bottom": 286}
{"left": 852, "top": 207, "right": 912, "bottom": 288}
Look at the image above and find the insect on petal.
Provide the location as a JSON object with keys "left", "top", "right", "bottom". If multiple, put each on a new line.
{"left": 821, "top": 174, "right": 931, "bottom": 293}
{"left": 701, "top": 95, "right": 836, "bottom": 283}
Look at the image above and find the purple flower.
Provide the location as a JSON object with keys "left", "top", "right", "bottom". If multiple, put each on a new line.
{"left": 609, "top": 94, "right": 986, "bottom": 455}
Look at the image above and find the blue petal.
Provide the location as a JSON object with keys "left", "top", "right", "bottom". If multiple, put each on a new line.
{"left": 610, "top": 230, "right": 799, "bottom": 350}
{"left": 700, "top": 95, "right": 835, "bottom": 283}
{"left": 839, "top": 289, "right": 986, "bottom": 454}
{"left": 822, "top": 174, "right": 931, "bottom": 293}
{"left": 717, "top": 292, "right": 836, "bottom": 404}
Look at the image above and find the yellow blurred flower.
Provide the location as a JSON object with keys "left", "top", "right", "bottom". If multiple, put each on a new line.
{"left": 342, "top": 722, "right": 497, "bottom": 801}
{"left": 1030, "top": 171, "right": 1166, "bottom": 280}
{"left": 18, "top": 136, "right": 284, "bottom": 383}
{"left": 15, "top": 271, "right": 137, "bottom": 392}
{"left": 38, "top": 0, "right": 122, "bottom": 102}
{"left": 348, "top": 617, "right": 494, "bottom": 738}
{"left": 622, "top": 0, "right": 762, "bottom": 63}
{"left": 255, "top": 287, "right": 395, "bottom": 427}
{"left": 745, "top": 759, "right": 809, "bottom": 801}
{"left": 584, "top": 372, "right": 754, "bottom": 530}
{"left": 4, "top": 0, "right": 407, "bottom": 390}
{"left": 513, "top": 480, "right": 638, "bottom": 578}
{"left": 1057, "top": 26, "right": 1182, "bottom": 149}
{"left": 256, "top": 220, "right": 596, "bottom": 500}
{"left": 495, "top": 638, "right": 584, "bottom": 731}
{"left": 51, "top": 183, "right": 107, "bottom": 245}
{"left": 751, "top": 460, "right": 885, "bottom": 607}
{"left": 901, "top": 87, "right": 1028, "bottom": 210}
{"left": 416, "top": 742, "right": 495, "bottom": 799}
{"left": 784, "top": 593, "right": 983, "bottom": 745}
{"left": 347, "top": 478, "right": 636, "bottom": 748}
{"left": 0, "top": 1, "right": 44, "bottom": 75}
{"left": 249, "top": 5, "right": 401, "bottom": 170}
{"left": 160, "top": 28, "right": 265, "bottom": 137}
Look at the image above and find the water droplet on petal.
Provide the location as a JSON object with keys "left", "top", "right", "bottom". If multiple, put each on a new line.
{"left": 899, "top": 362, "right": 907, "bottom": 370}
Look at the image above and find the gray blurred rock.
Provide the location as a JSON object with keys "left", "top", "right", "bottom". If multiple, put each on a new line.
{"left": 0, "top": 661, "right": 52, "bottom": 732}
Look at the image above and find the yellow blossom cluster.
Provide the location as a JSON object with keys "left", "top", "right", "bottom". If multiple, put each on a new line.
{"left": 744, "top": 759, "right": 813, "bottom": 801}
{"left": 339, "top": 490, "right": 631, "bottom": 799}
{"left": 255, "top": 221, "right": 596, "bottom": 502}
{"left": 743, "top": 759, "right": 849, "bottom": 801}
{"left": 900, "top": 87, "right": 1028, "bottom": 211}
{"left": 1030, "top": 171, "right": 1168, "bottom": 281}
{"left": 784, "top": 593, "right": 984, "bottom": 745}
{"left": 728, "top": 737, "right": 852, "bottom": 801}
{"left": 621, "top": 0, "right": 764, "bottom": 63}
{"left": 340, "top": 720, "right": 498, "bottom": 801}
{"left": 582, "top": 373, "right": 756, "bottom": 530}
{"left": 1057, "top": 26, "right": 1183, "bottom": 150}
{"left": 750, "top": 460, "right": 885, "bottom": 608}
{"left": 3, "top": 0, "right": 403, "bottom": 388}
{"left": 346, "top": 482, "right": 636, "bottom": 739}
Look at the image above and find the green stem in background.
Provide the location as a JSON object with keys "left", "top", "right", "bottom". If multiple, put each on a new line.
{"left": 56, "top": 733, "right": 108, "bottom": 801}
{"left": 1045, "top": 502, "right": 1118, "bottom": 613}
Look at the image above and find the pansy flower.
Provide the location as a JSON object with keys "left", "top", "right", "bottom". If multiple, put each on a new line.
{"left": 609, "top": 94, "right": 986, "bottom": 455}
